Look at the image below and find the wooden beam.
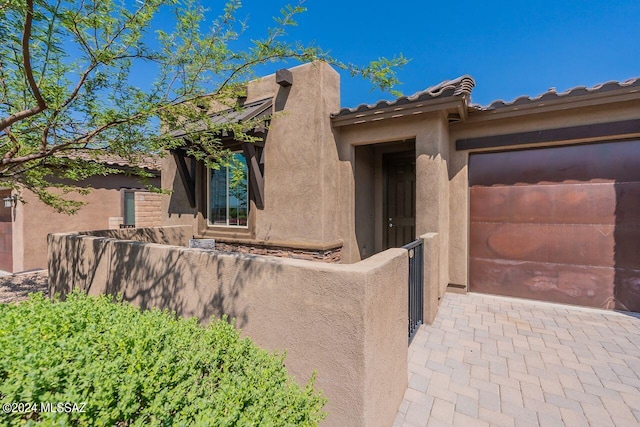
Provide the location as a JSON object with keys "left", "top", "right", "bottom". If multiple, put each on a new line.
{"left": 171, "top": 149, "right": 196, "bottom": 208}
{"left": 456, "top": 119, "right": 640, "bottom": 151}
{"left": 276, "top": 68, "right": 293, "bottom": 87}
{"left": 242, "top": 142, "right": 265, "bottom": 209}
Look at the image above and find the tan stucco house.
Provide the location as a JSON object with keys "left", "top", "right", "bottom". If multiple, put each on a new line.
{"left": 164, "top": 61, "right": 640, "bottom": 314}
{"left": 1, "top": 156, "right": 162, "bottom": 273}
{"left": 49, "top": 61, "right": 640, "bottom": 426}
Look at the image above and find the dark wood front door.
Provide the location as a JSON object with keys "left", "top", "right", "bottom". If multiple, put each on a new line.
{"left": 469, "top": 140, "right": 640, "bottom": 312}
{"left": 385, "top": 152, "right": 416, "bottom": 248}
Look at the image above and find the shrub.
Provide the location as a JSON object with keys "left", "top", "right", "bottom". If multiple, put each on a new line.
{"left": 0, "top": 292, "right": 325, "bottom": 426}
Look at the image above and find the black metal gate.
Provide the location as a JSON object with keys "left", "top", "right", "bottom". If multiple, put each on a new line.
{"left": 403, "top": 239, "right": 424, "bottom": 343}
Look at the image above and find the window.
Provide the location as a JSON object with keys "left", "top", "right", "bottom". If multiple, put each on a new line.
{"left": 123, "top": 191, "right": 136, "bottom": 226}
{"left": 208, "top": 152, "right": 249, "bottom": 227}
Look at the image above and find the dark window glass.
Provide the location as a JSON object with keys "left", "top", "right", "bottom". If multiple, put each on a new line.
{"left": 124, "top": 191, "right": 135, "bottom": 226}
{"left": 209, "top": 153, "right": 249, "bottom": 227}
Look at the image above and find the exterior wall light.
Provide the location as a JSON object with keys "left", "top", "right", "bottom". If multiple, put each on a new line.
{"left": 3, "top": 195, "right": 17, "bottom": 208}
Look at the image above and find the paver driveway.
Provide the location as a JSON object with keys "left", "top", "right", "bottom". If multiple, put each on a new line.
{"left": 394, "top": 292, "right": 640, "bottom": 427}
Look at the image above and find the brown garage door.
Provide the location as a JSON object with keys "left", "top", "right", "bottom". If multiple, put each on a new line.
{"left": 469, "top": 140, "right": 640, "bottom": 312}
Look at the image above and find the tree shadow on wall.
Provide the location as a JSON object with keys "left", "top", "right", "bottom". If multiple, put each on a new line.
{"left": 48, "top": 234, "right": 110, "bottom": 299}
{"left": 50, "top": 231, "right": 286, "bottom": 327}
{"left": 49, "top": 226, "right": 188, "bottom": 299}
{"left": 108, "top": 241, "right": 285, "bottom": 327}
{"left": 80, "top": 227, "right": 189, "bottom": 246}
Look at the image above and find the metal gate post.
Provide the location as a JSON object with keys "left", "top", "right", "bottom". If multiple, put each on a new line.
{"left": 403, "top": 239, "right": 424, "bottom": 343}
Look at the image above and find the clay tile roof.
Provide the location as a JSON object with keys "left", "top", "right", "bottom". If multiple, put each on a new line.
{"left": 481, "top": 77, "right": 640, "bottom": 110}
{"left": 95, "top": 154, "right": 161, "bottom": 171}
{"left": 332, "top": 75, "right": 475, "bottom": 118}
{"left": 63, "top": 150, "right": 162, "bottom": 172}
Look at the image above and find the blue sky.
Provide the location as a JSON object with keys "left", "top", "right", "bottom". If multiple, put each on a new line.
{"left": 230, "top": 0, "right": 640, "bottom": 108}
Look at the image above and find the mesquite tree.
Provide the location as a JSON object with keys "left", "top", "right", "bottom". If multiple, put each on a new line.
{"left": 0, "top": 0, "right": 406, "bottom": 212}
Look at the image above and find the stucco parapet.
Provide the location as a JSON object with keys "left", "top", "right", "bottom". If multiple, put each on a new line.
{"left": 77, "top": 225, "right": 190, "bottom": 234}
{"left": 48, "top": 232, "right": 78, "bottom": 239}
{"left": 48, "top": 233, "right": 114, "bottom": 247}
{"left": 355, "top": 248, "right": 407, "bottom": 272}
{"left": 56, "top": 230, "right": 404, "bottom": 276}
{"left": 204, "top": 237, "right": 344, "bottom": 252}
{"left": 53, "top": 225, "right": 193, "bottom": 247}
{"left": 198, "top": 245, "right": 406, "bottom": 275}
{"left": 251, "top": 61, "right": 338, "bottom": 86}
{"left": 420, "top": 232, "right": 438, "bottom": 241}
{"left": 246, "top": 61, "right": 337, "bottom": 105}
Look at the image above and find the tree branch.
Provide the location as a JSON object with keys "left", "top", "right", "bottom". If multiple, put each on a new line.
{"left": 75, "top": 116, "right": 137, "bottom": 144}
{"left": 38, "top": 0, "right": 63, "bottom": 86}
{"left": 21, "top": 0, "right": 46, "bottom": 110}
{"left": 0, "top": 0, "right": 47, "bottom": 132}
{"left": 60, "top": 0, "right": 156, "bottom": 111}
{"left": 0, "top": 141, "right": 74, "bottom": 166}
{"left": 2, "top": 127, "right": 20, "bottom": 160}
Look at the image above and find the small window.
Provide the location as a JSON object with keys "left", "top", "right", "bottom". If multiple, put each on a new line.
{"left": 208, "top": 152, "right": 249, "bottom": 227}
{"left": 123, "top": 191, "right": 136, "bottom": 226}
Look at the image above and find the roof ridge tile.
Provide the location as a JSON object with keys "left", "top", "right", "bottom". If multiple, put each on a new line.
{"left": 333, "top": 75, "right": 475, "bottom": 117}
{"left": 482, "top": 76, "right": 640, "bottom": 110}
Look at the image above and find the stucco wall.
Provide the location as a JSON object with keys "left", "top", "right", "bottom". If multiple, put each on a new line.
{"left": 336, "top": 97, "right": 640, "bottom": 293}
{"left": 163, "top": 62, "right": 343, "bottom": 250}
{"left": 48, "top": 227, "right": 408, "bottom": 427}
{"left": 12, "top": 174, "right": 160, "bottom": 272}
{"left": 134, "top": 192, "right": 162, "bottom": 227}
{"left": 336, "top": 113, "right": 452, "bottom": 295}
{"left": 421, "top": 232, "right": 440, "bottom": 324}
{"left": 255, "top": 62, "right": 341, "bottom": 245}
{"left": 78, "top": 225, "right": 191, "bottom": 246}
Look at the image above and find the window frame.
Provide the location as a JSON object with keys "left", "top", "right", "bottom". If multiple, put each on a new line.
{"left": 122, "top": 189, "right": 136, "bottom": 227}
{"left": 206, "top": 152, "right": 250, "bottom": 229}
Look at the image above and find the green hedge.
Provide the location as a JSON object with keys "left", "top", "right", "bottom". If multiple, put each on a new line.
{"left": 0, "top": 292, "right": 325, "bottom": 426}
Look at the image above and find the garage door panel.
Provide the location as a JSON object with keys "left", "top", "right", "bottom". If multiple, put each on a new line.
{"left": 470, "top": 257, "right": 615, "bottom": 309}
{"left": 614, "top": 182, "right": 640, "bottom": 224}
{"left": 614, "top": 268, "right": 640, "bottom": 312}
{"left": 470, "top": 183, "right": 619, "bottom": 224}
{"left": 612, "top": 225, "right": 640, "bottom": 270}
{"left": 469, "top": 140, "right": 640, "bottom": 186}
{"left": 470, "top": 222, "right": 615, "bottom": 267}
{"left": 469, "top": 140, "right": 640, "bottom": 311}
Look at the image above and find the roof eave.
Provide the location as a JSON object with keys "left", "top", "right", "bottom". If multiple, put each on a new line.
{"left": 465, "top": 86, "right": 640, "bottom": 124}
{"left": 168, "top": 98, "right": 273, "bottom": 139}
{"left": 331, "top": 96, "right": 469, "bottom": 128}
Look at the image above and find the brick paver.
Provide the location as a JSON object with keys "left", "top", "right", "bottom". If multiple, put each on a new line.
{"left": 394, "top": 293, "right": 640, "bottom": 427}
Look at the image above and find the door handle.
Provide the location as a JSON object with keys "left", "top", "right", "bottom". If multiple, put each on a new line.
{"left": 388, "top": 217, "right": 393, "bottom": 228}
